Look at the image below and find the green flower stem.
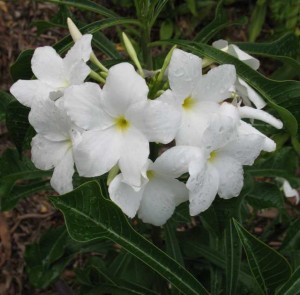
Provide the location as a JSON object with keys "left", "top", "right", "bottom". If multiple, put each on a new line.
{"left": 89, "top": 70, "right": 106, "bottom": 84}
{"left": 90, "top": 52, "right": 108, "bottom": 72}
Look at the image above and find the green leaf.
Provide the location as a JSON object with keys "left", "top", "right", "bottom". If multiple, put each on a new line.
{"left": 25, "top": 227, "right": 71, "bottom": 288}
{"left": 5, "top": 100, "right": 31, "bottom": 153}
{"left": 0, "top": 149, "right": 51, "bottom": 211}
{"left": 247, "top": 182, "right": 284, "bottom": 209}
{"left": 235, "top": 33, "right": 300, "bottom": 73}
{"left": 275, "top": 266, "right": 300, "bottom": 295}
{"left": 10, "top": 49, "right": 34, "bottom": 82}
{"left": 1, "top": 180, "right": 50, "bottom": 211}
{"left": 92, "top": 31, "right": 121, "bottom": 59}
{"left": 248, "top": 0, "right": 267, "bottom": 42}
{"left": 194, "top": 0, "right": 246, "bottom": 43}
{"left": 281, "top": 217, "right": 300, "bottom": 250}
{"left": 153, "top": 40, "right": 300, "bottom": 136}
{"left": 224, "top": 219, "right": 241, "bottom": 295}
{"left": 233, "top": 219, "right": 292, "bottom": 293}
{"left": 50, "top": 181, "right": 210, "bottom": 295}
{"left": 0, "top": 91, "right": 14, "bottom": 121}
{"left": 53, "top": 18, "right": 141, "bottom": 55}
{"left": 182, "top": 233, "right": 264, "bottom": 295}
{"left": 165, "top": 220, "right": 184, "bottom": 295}
{"left": 38, "top": 0, "right": 118, "bottom": 18}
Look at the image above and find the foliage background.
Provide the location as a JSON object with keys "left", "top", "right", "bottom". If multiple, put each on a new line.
{"left": 0, "top": 0, "right": 299, "bottom": 295}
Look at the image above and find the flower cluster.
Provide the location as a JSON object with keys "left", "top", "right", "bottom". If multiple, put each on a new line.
{"left": 10, "top": 33, "right": 283, "bottom": 226}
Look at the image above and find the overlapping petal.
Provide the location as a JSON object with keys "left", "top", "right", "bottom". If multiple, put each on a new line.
{"left": 109, "top": 174, "right": 144, "bottom": 218}
{"left": 212, "top": 155, "right": 244, "bottom": 199}
{"left": 102, "top": 63, "right": 148, "bottom": 116}
{"left": 194, "top": 65, "right": 236, "bottom": 103}
{"left": 187, "top": 160, "right": 219, "bottom": 216}
{"left": 74, "top": 128, "right": 122, "bottom": 177}
{"left": 10, "top": 80, "right": 53, "bottom": 108}
{"left": 31, "top": 46, "right": 66, "bottom": 88}
{"left": 51, "top": 149, "right": 74, "bottom": 194}
{"left": 64, "top": 82, "right": 113, "bottom": 130}
{"left": 138, "top": 177, "right": 187, "bottom": 226}
{"left": 118, "top": 126, "right": 149, "bottom": 188}
{"left": 168, "top": 48, "right": 202, "bottom": 100}
{"left": 31, "top": 134, "right": 71, "bottom": 170}
{"left": 29, "top": 99, "right": 71, "bottom": 141}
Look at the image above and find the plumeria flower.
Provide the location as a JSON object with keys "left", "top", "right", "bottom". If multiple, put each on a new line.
{"left": 157, "top": 103, "right": 269, "bottom": 216}
{"left": 109, "top": 158, "right": 188, "bottom": 226}
{"left": 168, "top": 48, "right": 283, "bottom": 146}
{"left": 168, "top": 48, "right": 237, "bottom": 146}
{"left": 10, "top": 34, "right": 92, "bottom": 107}
{"left": 29, "top": 99, "right": 81, "bottom": 194}
{"left": 64, "top": 63, "right": 181, "bottom": 188}
{"left": 212, "top": 39, "right": 266, "bottom": 109}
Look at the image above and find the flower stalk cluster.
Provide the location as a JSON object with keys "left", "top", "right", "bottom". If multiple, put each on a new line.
{"left": 10, "top": 25, "right": 284, "bottom": 226}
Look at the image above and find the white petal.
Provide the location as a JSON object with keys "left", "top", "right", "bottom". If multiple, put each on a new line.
{"left": 236, "top": 78, "right": 266, "bottom": 109}
{"left": 64, "top": 83, "right": 113, "bottom": 130}
{"left": 138, "top": 177, "right": 186, "bottom": 226}
{"left": 239, "top": 121, "right": 276, "bottom": 152}
{"left": 29, "top": 99, "right": 71, "bottom": 141}
{"left": 31, "top": 46, "right": 65, "bottom": 88}
{"left": 31, "top": 134, "right": 70, "bottom": 170}
{"left": 282, "top": 179, "right": 299, "bottom": 204}
{"left": 66, "top": 61, "right": 91, "bottom": 85}
{"left": 228, "top": 44, "right": 260, "bottom": 70}
{"left": 239, "top": 106, "right": 283, "bottom": 129}
{"left": 102, "top": 63, "right": 148, "bottom": 116}
{"left": 10, "top": 80, "right": 53, "bottom": 108}
{"left": 219, "top": 133, "right": 265, "bottom": 165}
{"left": 74, "top": 128, "right": 121, "bottom": 177}
{"left": 127, "top": 92, "right": 181, "bottom": 144}
{"left": 176, "top": 101, "right": 220, "bottom": 146}
{"left": 200, "top": 108, "right": 238, "bottom": 154}
{"left": 187, "top": 160, "right": 219, "bottom": 216}
{"left": 168, "top": 49, "right": 202, "bottom": 99}
{"left": 194, "top": 65, "right": 236, "bottom": 103}
{"left": 64, "top": 34, "right": 92, "bottom": 64}
{"left": 109, "top": 174, "right": 144, "bottom": 218}
{"left": 154, "top": 146, "right": 203, "bottom": 178}
{"left": 118, "top": 127, "right": 149, "bottom": 188}
{"left": 51, "top": 149, "right": 74, "bottom": 194}
{"left": 212, "top": 39, "right": 229, "bottom": 50}
{"left": 212, "top": 155, "right": 244, "bottom": 199}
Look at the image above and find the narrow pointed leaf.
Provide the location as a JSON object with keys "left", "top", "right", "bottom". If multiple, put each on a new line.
{"left": 50, "top": 181, "right": 210, "bottom": 295}
{"left": 194, "top": 0, "right": 246, "bottom": 43}
{"left": 224, "top": 219, "right": 241, "bottom": 295}
{"left": 233, "top": 219, "right": 292, "bottom": 293}
{"left": 275, "top": 266, "right": 300, "bottom": 295}
{"left": 38, "top": 0, "right": 118, "bottom": 18}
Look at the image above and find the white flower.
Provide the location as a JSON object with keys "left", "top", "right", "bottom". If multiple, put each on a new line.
{"left": 157, "top": 103, "right": 268, "bottom": 216}
{"left": 10, "top": 34, "right": 92, "bottom": 107}
{"left": 64, "top": 63, "right": 181, "bottom": 188}
{"left": 277, "top": 178, "right": 300, "bottom": 204}
{"left": 109, "top": 159, "right": 188, "bottom": 226}
{"left": 168, "top": 48, "right": 236, "bottom": 146}
{"left": 168, "top": 48, "right": 282, "bottom": 145}
{"left": 213, "top": 39, "right": 266, "bottom": 109}
{"left": 29, "top": 99, "right": 81, "bottom": 194}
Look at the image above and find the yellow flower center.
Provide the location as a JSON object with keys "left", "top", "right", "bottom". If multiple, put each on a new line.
{"left": 208, "top": 151, "right": 217, "bottom": 162}
{"left": 146, "top": 170, "right": 155, "bottom": 180}
{"left": 182, "top": 96, "right": 196, "bottom": 110}
{"left": 115, "top": 116, "right": 130, "bottom": 131}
